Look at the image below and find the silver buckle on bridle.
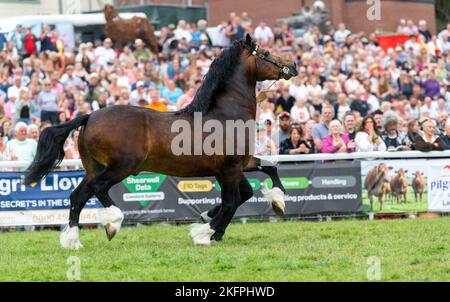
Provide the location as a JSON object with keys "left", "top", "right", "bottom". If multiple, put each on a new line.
{"left": 252, "top": 44, "right": 290, "bottom": 79}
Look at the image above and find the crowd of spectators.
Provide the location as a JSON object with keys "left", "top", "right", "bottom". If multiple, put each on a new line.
{"left": 0, "top": 13, "right": 449, "bottom": 168}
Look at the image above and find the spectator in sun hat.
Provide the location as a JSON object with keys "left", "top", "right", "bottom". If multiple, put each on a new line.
{"left": 76, "top": 42, "right": 95, "bottom": 63}
{"left": 133, "top": 38, "right": 152, "bottom": 60}
{"left": 86, "top": 72, "right": 100, "bottom": 87}
{"left": 94, "top": 37, "right": 116, "bottom": 68}
{"left": 84, "top": 82, "right": 100, "bottom": 105}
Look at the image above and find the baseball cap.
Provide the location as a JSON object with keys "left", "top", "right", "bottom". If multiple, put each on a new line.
{"left": 279, "top": 111, "right": 290, "bottom": 119}
{"left": 136, "top": 81, "right": 145, "bottom": 87}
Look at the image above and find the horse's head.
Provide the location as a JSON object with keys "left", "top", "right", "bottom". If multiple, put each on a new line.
{"left": 243, "top": 34, "right": 298, "bottom": 81}
{"left": 104, "top": 4, "right": 118, "bottom": 21}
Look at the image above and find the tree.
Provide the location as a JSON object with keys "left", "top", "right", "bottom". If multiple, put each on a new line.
{"left": 436, "top": 0, "right": 450, "bottom": 31}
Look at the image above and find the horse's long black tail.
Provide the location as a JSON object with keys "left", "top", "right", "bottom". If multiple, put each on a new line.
{"left": 25, "top": 114, "right": 90, "bottom": 185}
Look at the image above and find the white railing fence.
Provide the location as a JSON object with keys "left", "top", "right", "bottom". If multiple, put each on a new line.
{"left": 1, "top": 151, "right": 449, "bottom": 169}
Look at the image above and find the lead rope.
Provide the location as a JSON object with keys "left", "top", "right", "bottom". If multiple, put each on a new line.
{"left": 256, "top": 79, "right": 278, "bottom": 104}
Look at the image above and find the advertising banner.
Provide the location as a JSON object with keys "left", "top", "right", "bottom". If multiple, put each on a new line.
{"left": 361, "top": 160, "right": 429, "bottom": 213}
{"left": 0, "top": 162, "right": 362, "bottom": 226}
{"left": 0, "top": 171, "right": 101, "bottom": 226}
{"left": 109, "top": 161, "right": 363, "bottom": 222}
{"left": 427, "top": 160, "right": 450, "bottom": 212}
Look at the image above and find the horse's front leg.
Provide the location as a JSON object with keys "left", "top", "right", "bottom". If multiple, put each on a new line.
{"left": 244, "top": 156, "right": 286, "bottom": 216}
{"left": 190, "top": 166, "right": 242, "bottom": 245}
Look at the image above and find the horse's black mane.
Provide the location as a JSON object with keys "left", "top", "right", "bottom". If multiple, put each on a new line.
{"left": 177, "top": 40, "right": 248, "bottom": 114}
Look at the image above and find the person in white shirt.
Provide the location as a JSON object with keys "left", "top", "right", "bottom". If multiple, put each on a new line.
{"left": 60, "top": 65, "right": 84, "bottom": 92}
{"left": 174, "top": 20, "right": 192, "bottom": 43}
{"left": 289, "top": 76, "right": 308, "bottom": 100}
{"left": 333, "top": 23, "right": 351, "bottom": 45}
{"left": 290, "top": 97, "right": 312, "bottom": 124}
{"left": 397, "top": 19, "right": 408, "bottom": 34}
{"left": 7, "top": 76, "right": 22, "bottom": 101}
{"left": 94, "top": 38, "right": 116, "bottom": 69}
{"left": 75, "top": 43, "right": 95, "bottom": 63}
{"left": 420, "top": 97, "right": 439, "bottom": 119}
{"left": 404, "top": 35, "right": 420, "bottom": 56}
{"left": 258, "top": 100, "right": 275, "bottom": 125}
{"left": 405, "top": 20, "right": 418, "bottom": 35}
{"left": 129, "top": 81, "right": 150, "bottom": 106}
{"left": 306, "top": 77, "right": 323, "bottom": 100}
{"left": 438, "top": 23, "right": 450, "bottom": 41}
{"left": 216, "top": 21, "right": 231, "bottom": 48}
{"left": 254, "top": 21, "right": 274, "bottom": 45}
{"left": 355, "top": 116, "right": 386, "bottom": 152}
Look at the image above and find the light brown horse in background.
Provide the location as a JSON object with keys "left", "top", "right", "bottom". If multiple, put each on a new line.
{"left": 103, "top": 4, "right": 159, "bottom": 53}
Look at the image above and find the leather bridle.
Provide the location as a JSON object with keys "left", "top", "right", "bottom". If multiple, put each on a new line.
{"left": 248, "top": 44, "right": 291, "bottom": 80}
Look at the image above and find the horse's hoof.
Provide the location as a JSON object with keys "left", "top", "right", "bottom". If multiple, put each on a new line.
{"left": 190, "top": 223, "right": 215, "bottom": 246}
{"left": 98, "top": 206, "right": 124, "bottom": 241}
{"left": 105, "top": 223, "right": 117, "bottom": 241}
{"left": 272, "top": 199, "right": 285, "bottom": 216}
{"left": 262, "top": 186, "right": 286, "bottom": 217}
{"left": 60, "top": 226, "right": 83, "bottom": 250}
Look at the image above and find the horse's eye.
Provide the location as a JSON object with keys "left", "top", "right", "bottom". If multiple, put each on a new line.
{"left": 264, "top": 51, "right": 270, "bottom": 57}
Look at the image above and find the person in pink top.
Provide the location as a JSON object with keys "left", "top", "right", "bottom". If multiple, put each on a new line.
{"left": 321, "top": 120, "right": 356, "bottom": 153}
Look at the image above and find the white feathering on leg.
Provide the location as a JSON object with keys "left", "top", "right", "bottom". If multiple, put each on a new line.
{"left": 60, "top": 226, "right": 83, "bottom": 250}
{"left": 261, "top": 183, "right": 286, "bottom": 216}
{"left": 190, "top": 223, "right": 215, "bottom": 246}
{"left": 98, "top": 205, "right": 124, "bottom": 235}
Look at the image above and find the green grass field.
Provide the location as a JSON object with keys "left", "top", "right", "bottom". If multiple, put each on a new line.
{"left": 1, "top": 218, "right": 449, "bottom": 281}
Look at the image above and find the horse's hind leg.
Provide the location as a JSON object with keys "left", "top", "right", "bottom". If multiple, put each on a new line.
{"left": 201, "top": 174, "right": 253, "bottom": 237}
{"left": 87, "top": 163, "right": 141, "bottom": 241}
{"left": 60, "top": 176, "right": 94, "bottom": 250}
{"left": 190, "top": 167, "right": 242, "bottom": 245}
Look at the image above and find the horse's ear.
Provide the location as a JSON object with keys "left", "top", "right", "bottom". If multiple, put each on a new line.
{"left": 245, "top": 34, "right": 253, "bottom": 46}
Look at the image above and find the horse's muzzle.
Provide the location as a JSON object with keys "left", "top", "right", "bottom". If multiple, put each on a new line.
{"left": 282, "top": 63, "right": 299, "bottom": 80}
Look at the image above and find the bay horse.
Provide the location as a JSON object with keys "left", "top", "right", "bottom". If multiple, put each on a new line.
{"left": 25, "top": 34, "right": 298, "bottom": 249}
{"left": 104, "top": 4, "right": 159, "bottom": 53}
